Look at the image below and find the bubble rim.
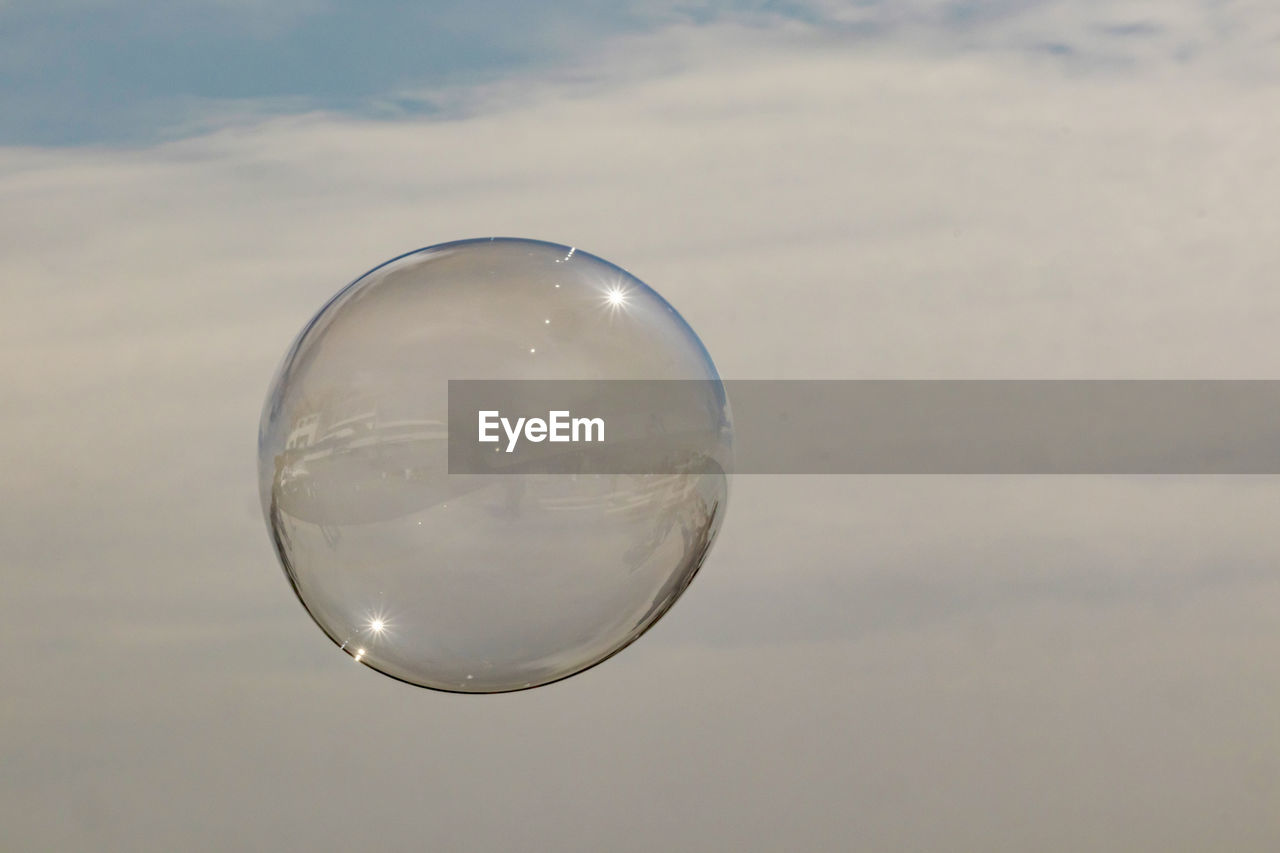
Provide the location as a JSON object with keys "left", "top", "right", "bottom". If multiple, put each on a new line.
{"left": 257, "top": 236, "right": 732, "bottom": 694}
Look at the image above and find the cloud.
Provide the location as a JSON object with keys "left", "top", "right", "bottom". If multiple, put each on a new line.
{"left": 4, "top": 15, "right": 1280, "bottom": 851}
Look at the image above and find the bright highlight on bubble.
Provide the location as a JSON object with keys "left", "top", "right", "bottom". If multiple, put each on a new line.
{"left": 258, "top": 238, "right": 732, "bottom": 693}
{"left": 606, "top": 285, "right": 628, "bottom": 307}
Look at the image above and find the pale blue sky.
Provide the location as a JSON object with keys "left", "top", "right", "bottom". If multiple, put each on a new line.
{"left": 0, "top": 0, "right": 1227, "bottom": 145}
{"left": 2, "top": 0, "right": 754, "bottom": 144}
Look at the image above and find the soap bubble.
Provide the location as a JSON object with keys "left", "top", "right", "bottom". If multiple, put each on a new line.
{"left": 258, "top": 238, "right": 731, "bottom": 692}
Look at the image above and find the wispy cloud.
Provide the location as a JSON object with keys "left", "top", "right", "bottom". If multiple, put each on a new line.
{"left": 3, "top": 0, "right": 1278, "bottom": 145}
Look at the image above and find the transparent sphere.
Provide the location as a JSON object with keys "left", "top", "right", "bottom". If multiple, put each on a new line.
{"left": 258, "top": 238, "right": 731, "bottom": 692}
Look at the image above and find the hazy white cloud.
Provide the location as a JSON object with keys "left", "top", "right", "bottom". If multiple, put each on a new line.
{"left": 4, "top": 14, "right": 1280, "bottom": 852}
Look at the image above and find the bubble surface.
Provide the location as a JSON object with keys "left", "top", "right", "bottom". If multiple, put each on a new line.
{"left": 258, "top": 238, "right": 731, "bottom": 692}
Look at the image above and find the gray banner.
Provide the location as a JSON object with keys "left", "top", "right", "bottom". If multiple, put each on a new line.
{"left": 448, "top": 380, "right": 1280, "bottom": 474}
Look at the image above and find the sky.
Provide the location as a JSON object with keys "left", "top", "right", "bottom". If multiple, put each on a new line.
{"left": 3, "top": 1, "right": 1280, "bottom": 850}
